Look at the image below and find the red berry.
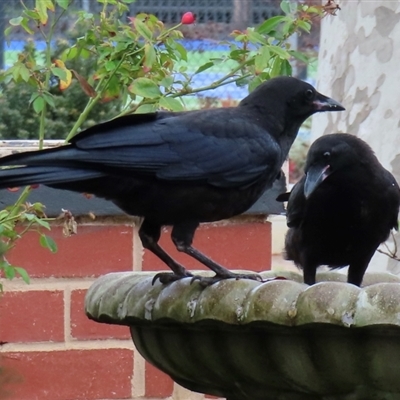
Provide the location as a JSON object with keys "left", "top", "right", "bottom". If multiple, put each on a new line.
{"left": 30, "top": 184, "right": 40, "bottom": 189}
{"left": 181, "top": 12, "right": 195, "bottom": 25}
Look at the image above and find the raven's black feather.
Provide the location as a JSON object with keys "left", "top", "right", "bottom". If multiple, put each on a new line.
{"left": 0, "top": 77, "right": 344, "bottom": 284}
{"left": 279, "top": 133, "right": 400, "bottom": 286}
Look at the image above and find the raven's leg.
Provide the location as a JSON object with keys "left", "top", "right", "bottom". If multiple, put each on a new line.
{"left": 171, "top": 222, "right": 262, "bottom": 284}
{"left": 139, "top": 220, "right": 192, "bottom": 284}
{"left": 347, "top": 250, "right": 375, "bottom": 286}
{"left": 303, "top": 264, "right": 317, "bottom": 285}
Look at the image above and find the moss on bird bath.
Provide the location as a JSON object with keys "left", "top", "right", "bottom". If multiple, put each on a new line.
{"left": 85, "top": 270, "right": 400, "bottom": 400}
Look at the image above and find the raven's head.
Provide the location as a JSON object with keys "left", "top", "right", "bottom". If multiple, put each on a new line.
{"left": 284, "top": 79, "right": 345, "bottom": 119}
{"left": 240, "top": 77, "right": 344, "bottom": 121}
{"left": 303, "top": 133, "right": 376, "bottom": 198}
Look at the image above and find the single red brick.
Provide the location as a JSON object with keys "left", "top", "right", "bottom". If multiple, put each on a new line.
{"left": 145, "top": 361, "right": 174, "bottom": 398}
{"left": 2, "top": 349, "right": 133, "bottom": 399}
{"left": 143, "top": 221, "right": 271, "bottom": 272}
{"left": 71, "top": 289, "right": 131, "bottom": 340}
{"left": 0, "top": 291, "right": 64, "bottom": 343}
{"left": 7, "top": 224, "right": 134, "bottom": 278}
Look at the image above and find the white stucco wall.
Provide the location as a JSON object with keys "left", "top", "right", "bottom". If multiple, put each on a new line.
{"left": 311, "top": 2, "right": 400, "bottom": 274}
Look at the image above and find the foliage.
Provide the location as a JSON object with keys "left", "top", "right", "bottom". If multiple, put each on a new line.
{"left": 0, "top": 0, "right": 325, "bottom": 289}
{"left": 0, "top": 40, "right": 123, "bottom": 139}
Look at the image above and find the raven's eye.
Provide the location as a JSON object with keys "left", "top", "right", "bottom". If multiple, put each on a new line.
{"left": 304, "top": 89, "right": 314, "bottom": 100}
{"left": 323, "top": 151, "right": 331, "bottom": 159}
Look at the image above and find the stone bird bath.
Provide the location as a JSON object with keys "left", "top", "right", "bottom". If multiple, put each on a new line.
{"left": 85, "top": 270, "right": 400, "bottom": 400}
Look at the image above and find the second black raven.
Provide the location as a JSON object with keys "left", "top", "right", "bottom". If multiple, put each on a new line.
{"left": 278, "top": 133, "right": 400, "bottom": 286}
{"left": 0, "top": 77, "right": 343, "bottom": 284}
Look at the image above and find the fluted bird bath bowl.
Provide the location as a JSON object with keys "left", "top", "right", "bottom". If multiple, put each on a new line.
{"left": 85, "top": 270, "right": 400, "bottom": 400}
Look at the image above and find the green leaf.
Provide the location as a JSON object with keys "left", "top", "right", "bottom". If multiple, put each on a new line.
{"left": 254, "top": 47, "right": 271, "bottom": 74}
{"left": 229, "top": 49, "right": 248, "bottom": 61}
{"left": 9, "top": 17, "right": 23, "bottom": 26}
{"left": 19, "top": 65, "right": 30, "bottom": 82}
{"left": 40, "top": 234, "right": 58, "bottom": 253}
{"left": 194, "top": 61, "right": 214, "bottom": 75}
{"left": 134, "top": 19, "right": 153, "bottom": 40}
{"left": 34, "top": 217, "right": 51, "bottom": 229}
{"left": 36, "top": 0, "right": 51, "bottom": 24}
{"left": 11, "top": 65, "right": 20, "bottom": 81}
{"left": 246, "top": 29, "right": 267, "bottom": 45}
{"left": 269, "top": 46, "right": 290, "bottom": 59}
{"left": 160, "top": 76, "right": 174, "bottom": 88}
{"left": 45, "top": 0, "right": 55, "bottom": 11}
{"left": 63, "top": 46, "right": 78, "bottom": 61}
{"left": 29, "top": 92, "right": 39, "bottom": 104}
{"left": 257, "top": 16, "right": 286, "bottom": 34}
{"left": 248, "top": 76, "right": 264, "bottom": 92}
{"left": 43, "top": 92, "right": 55, "bottom": 108}
{"left": 20, "top": 17, "right": 34, "bottom": 34}
{"left": 55, "top": 0, "right": 70, "bottom": 9}
{"left": 270, "top": 57, "right": 282, "bottom": 78}
{"left": 51, "top": 67, "right": 67, "bottom": 81}
{"left": 173, "top": 42, "right": 187, "bottom": 62}
{"left": 0, "top": 242, "right": 9, "bottom": 257}
{"left": 130, "top": 78, "right": 161, "bottom": 99}
{"left": 4, "top": 26, "right": 13, "bottom": 37}
{"left": 298, "top": 20, "right": 311, "bottom": 32}
{"left": 32, "top": 96, "right": 45, "bottom": 113}
{"left": 235, "top": 76, "right": 251, "bottom": 87}
{"left": 24, "top": 10, "right": 40, "bottom": 19}
{"left": 43, "top": 92, "right": 56, "bottom": 109}
{"left": 144, "top": 43, "right": 157, "bottom": 69}
{"left": 234, "top": 34, "right": 247, "bottom": 42}
{"left": 289, "top": 50, "right": 309, "bottom": 64}
{"left": 282, "top": 20, "right": 295, "bottom": 37}
{"left": 159, "top": 96, "right": 184, "bottom": 112}
{"left": 14, "top": 267, "right": 30, "bottom": 284}
{"left": 3, "top": 263, "right": 15, "bottom": 280}
{"left": 0, "top": 211, "right": 9, "bottom": 221}
{"left": 105, "top": 60, "right": 117, "bottom": 72}
{"left": 280, "top": 0, "right": 291, "bottom": 14}
{"left": 280, "top": 59, "right": 292, "bottom": 76}
{"left": 135, "top": 104, "right": 158, "bottom": 114}
{"left": 102, "top": 75, "right": 120, "bottom": 101}
{"left": 24, "top": 213, "right": 35, "bottom": 221}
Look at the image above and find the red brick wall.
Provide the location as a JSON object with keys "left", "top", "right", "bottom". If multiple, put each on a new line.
{"left": 0, "top": 216, "right": 271, "bottom": 400}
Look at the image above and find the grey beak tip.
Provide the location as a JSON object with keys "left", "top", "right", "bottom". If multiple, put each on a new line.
{"left": 333, "top": 104, "right": 345, "bottom": 111}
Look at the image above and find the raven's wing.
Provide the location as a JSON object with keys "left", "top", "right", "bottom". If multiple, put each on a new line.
{"left": 283, "top": 177, "right": 307, "bottom": 228}
{"left": 0, "top": 110, "right": 282, "bottom": 189}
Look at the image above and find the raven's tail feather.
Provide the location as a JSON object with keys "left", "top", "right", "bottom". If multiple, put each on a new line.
{"left": 0, "top": 166, "right": 103, "bottom": 189}
{"left": 0, "top": 146, "right": 79, "bottom": 167}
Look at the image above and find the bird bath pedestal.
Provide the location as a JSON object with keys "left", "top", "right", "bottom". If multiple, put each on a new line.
{"left": 85, "top": 270, "right": 400, "bottom": 400}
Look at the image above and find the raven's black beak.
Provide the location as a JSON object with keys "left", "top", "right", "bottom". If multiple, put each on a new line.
{"left": 313, "top": 93, "right": 345, "bottom": 112}
{"left": 304, "top": 164, "right": 331, "bottom": 198}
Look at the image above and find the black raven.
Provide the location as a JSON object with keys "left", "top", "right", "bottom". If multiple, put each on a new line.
{"left": 277, "top": 133, "right": 400, "bottom": 286}
{"left": 0, "top": 77, "right": 344, "bottom": 284}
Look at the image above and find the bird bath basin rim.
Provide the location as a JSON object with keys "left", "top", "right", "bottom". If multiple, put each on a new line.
{"left": 85, "top": 270, "right": 400, "bottom": 400}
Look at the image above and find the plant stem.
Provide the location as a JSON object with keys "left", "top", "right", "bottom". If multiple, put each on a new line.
{"left": 10, "top": 8, "right": 70, "bottom": 219}
{"left": 64, "top": 53, "right": 128, "bottom": 143}
{"left": 7, "top": 187, "right": 31, "bottom": 219}
{"left": 115, "top": 72, "right": 252, "bottom": 117}
{"left": 38, "top": 8, "right": 68, "bottom": 150}
{"left": 64, "top": 89, "right": 103, "bottom": 143}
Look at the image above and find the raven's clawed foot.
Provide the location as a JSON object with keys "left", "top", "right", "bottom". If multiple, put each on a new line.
{"left": 190, "top": 271, "right": 263, "bottom": 287}
{"left": 152, "top": 271, "right": 193, "bottom": 285}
